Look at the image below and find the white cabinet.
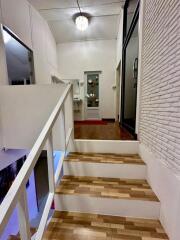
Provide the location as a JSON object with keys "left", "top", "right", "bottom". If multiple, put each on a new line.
{"left": 1, "top": 0, "right": 32, "bottom": 49}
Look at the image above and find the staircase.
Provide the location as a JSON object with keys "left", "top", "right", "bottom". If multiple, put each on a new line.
{"left": 43, "top": 153, "right": 168, "bottom": 239}
{"left": 0, "top": 84, "right": 168, "bottom": 239}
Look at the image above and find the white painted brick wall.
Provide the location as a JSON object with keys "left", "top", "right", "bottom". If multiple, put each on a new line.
{"left": 139, "top": 0, "right": 180, "bottom": 172}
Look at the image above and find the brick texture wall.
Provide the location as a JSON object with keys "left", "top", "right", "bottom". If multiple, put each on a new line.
{"left": 139, "top": 0, "right": 180, "bottom": 172}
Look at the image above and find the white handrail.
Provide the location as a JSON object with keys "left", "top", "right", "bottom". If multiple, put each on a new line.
{"left": 0, "top": 83, "right": 73, "bottom": 239}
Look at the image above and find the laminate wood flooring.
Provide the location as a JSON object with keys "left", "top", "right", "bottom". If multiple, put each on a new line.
{"left": 43, "top": 211, "right": 168, "bottom": 240}
{"left": 56, "top": 176, "right": 159, "bottom": 202}
{"left": 65, "top": 153, "right": 145, "bottom": 165}
{"left": 74, "top": 122, "right": 134, "bottom": 140}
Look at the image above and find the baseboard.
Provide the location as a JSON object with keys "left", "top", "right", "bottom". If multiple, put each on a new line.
{"left": 102, "top": 118, "right": 115, "bottom": 122}
{"left": 139, "top": 143, "right": 180, "bottom": 240}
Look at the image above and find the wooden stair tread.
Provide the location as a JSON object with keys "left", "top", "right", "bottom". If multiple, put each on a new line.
{"left": 8, "top": 227, "right": 36, "bottom": 240}
{"left": 43, "top": 211, "right": 168, "bottom": 240}
{"left": 65, "top": 153, "right": 145, "bottom": 165}
{"left": 56, "top": 176, "right": 159, "bottom": 202}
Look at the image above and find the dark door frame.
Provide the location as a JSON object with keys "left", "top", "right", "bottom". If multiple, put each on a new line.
{"left": 120, "top": 0, "right": 140, "bottom": 137}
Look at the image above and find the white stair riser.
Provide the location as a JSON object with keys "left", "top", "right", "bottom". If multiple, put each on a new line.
{"left": 63, "top": 162, "right": 146, "bottom": 179}
{"left": 55, "top": 194, "right": 160, "bottom": 219}
{"left": 73, "top": 140, "right": 139, "bottom": 154}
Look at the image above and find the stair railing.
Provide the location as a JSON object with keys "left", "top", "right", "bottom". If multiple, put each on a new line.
{"left": 0, "top": 83, "right": 74, "bottom": 240}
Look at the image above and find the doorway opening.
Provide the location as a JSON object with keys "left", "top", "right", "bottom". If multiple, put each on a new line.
{"left": 74, "top": 67, "right": 135, "bottom": 140}
{"left": 84, "top": 71, "right": 100, "bottom": 120}
{"left": 2, "top": 27, "right": 35, "bottom": 85}
{"left": 121, "top": 0, "right": 139, "bottom": 136}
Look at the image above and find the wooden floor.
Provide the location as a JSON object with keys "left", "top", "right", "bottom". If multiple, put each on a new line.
{"left": 56, "top": 176, "right": 159, "bottom": 202}
{"left": 65, "top": 153, "right": 145, "bottom": 165}
{"left": 74, "top": 122, "right": 134, "bottom": 140}
{"left": 43, "top": 211, "right": 168, "bottom": 240}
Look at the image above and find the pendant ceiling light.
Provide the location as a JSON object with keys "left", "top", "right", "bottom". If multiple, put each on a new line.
{"left": 75, "top": 0, "right": 89, "bottom": 31}
{"left": 75, "top": 15, "right": 89, "bottom": 31}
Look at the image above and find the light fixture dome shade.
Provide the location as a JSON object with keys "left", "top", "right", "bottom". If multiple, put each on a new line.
{"left": 75, "top": 15, "right": 89, "bottom": 31}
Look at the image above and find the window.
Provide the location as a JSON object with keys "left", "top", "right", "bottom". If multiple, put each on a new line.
{"left": 2, "top": 27, "right": 35, "bottom": 85}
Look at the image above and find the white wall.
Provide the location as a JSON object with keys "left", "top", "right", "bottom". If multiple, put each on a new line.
{"left": 0, "top": 0, "right": 58, "bottom": 85}
{"left": 138, "top": 0, "right": 180, "bottom": 239}
{"left": 57, "top": 40, "right": 116, "bottom": 120}
{"left": 139, "top": 0, "right": 180, "bottom": 172}
{"left": 139, "top": 144, "right": 180, "bottom": 240}
{"left": 0, "top": 0, "right": 59, "bottom": 153}
{"left": 0, "top": 85, "right": 67, "bottom": 150}
{"left": 116, "top": 11, "right": 123, "bottom": 67}
{"left": 30, "top": 5, "right": 58, "bottom": 84}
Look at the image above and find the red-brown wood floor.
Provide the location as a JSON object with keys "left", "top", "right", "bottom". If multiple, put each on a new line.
{"left": 74, "top": 121, "right": 134, "bottom": 140}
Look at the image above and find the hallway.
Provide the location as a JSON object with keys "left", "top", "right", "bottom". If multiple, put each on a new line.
{"left": 0, "top": 0, "right": 180, "bottom": 239}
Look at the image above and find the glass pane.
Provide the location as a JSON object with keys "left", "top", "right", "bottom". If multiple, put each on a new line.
{"left": 124, "top": 22, "right": 138, "bottom": 130}
{"left": 3, "top": 28, "right": 34, "bottom": 85}
{"left": 126, "top": 0, "right": 138, "bottom": 35}
{"left": 87, "top": 74, "right": 99, "bottom": 108}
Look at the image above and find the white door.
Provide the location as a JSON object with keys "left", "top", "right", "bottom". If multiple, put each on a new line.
{"left": 84, "top": 72, "right": 100, "bottom": 120}
{"left": 116, "top": 62, "right": 121, "bottom": 122}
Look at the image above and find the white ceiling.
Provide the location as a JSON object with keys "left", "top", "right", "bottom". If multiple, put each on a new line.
{"left": 28, "top": 0, "right": 124, "bottom": 43}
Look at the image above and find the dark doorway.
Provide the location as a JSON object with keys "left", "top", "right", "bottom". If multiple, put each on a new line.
{"left": 121, "top": 0, "right": 139, "bottom": 136}
{"left": 2, "top": 27, "right": 35, "bottom": 85}
{"left": 34, "top": 151, "right": 49, "bottom": 213}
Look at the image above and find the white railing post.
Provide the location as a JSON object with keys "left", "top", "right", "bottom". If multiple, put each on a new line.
{"left": 46, "top": 131, "right": 55, "bottom": 194}
{"left": 17, "top": 189, "right": 31, "bottom": 240}
{"left": 70, "top": 85, "right": 74, "bottom": 140}
{"left": 60, "top": 105, "right": 66, "bottom": 152}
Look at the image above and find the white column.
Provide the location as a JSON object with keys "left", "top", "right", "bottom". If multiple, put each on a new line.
{"left": 61, "top": 105, "right": 66, "bottom": 151}
{"left": 70, "top": 85, "right": 74, "bottom": 140}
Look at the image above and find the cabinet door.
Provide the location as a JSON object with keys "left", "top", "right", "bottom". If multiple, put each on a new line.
{"left": 1, "top": 0, "right": 32, "bottom": 49}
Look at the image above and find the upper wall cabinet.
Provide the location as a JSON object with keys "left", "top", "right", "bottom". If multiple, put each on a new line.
{"left": 0, "top": 0, "right": 32, "bottom": 49}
